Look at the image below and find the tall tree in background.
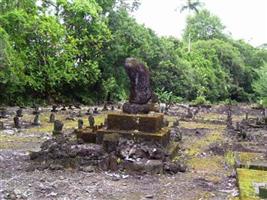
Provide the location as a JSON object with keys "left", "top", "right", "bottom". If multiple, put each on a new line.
{"left": 183, "top": 9, "right": 225, "bottom": 42}
{"left": 180, "top": 0, "right": 203, "bottom": 52}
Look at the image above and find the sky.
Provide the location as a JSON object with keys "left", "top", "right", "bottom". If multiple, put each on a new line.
{"left": 132, "top": 0, "right": 267, "bottom": 47}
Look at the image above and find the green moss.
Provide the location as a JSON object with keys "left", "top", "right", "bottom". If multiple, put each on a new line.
{"left": 237, "top": 168, "right": 267, "bottom": 200}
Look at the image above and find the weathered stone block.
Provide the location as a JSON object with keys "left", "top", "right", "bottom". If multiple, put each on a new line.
{"left": 106, "top": 113, "right": 164, "bottom": 133}
{"left": 138, "top": 114, "right": 163, "bottom": 132}
{"left": 102, "top": 133, "right": 119, "bottom": 153}
{"left": 107, "top": 113, "right": 138, "bottom": 130}
{"left": 76, "top": 128, "right": 96, "bottom": 143}
{"left": 97, "top": 128, "right": 171, "bottom": 146}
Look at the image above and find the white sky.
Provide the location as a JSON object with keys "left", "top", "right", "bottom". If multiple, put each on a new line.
{"left": 132, "top": 0, "right": 267, "bottom": 47}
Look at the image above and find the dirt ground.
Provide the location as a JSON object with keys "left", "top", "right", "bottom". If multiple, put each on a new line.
{"left": 0, "top": 104, "right": 264, "bottom": 200}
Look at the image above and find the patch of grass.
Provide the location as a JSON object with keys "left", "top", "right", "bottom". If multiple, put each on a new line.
{"left": 200, "top": 113, "right": 226, "bottom": 121}
{"left": 26, "top": 114, "right": 106, "bottom": 134}
{"left": 188, "top": 156, "right": 223, "bottom": 173}
{"left": 186, "top": 131, "right": 223, "bottom": 156}
{"left": 0, "top": 135, "right": 40, "bottom": 149}
{"left": 180, "top": 121, "right": 225, "bottom": 130}
{"left": 237, "top": 168, "right": 267, "bottom": 200}
{"left": 237, "top": 152, "right": 265, "bottom": 164}
{"left": 225, "top": 151, "right": 236, "bottom": 167}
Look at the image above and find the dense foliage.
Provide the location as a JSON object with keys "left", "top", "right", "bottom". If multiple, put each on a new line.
{"left": 0, "top": 0, "right": 266, "bottom": 105}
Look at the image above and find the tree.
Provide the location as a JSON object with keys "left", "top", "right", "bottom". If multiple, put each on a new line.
{"left": 180, "top": 0, "right": 202, "bottom": 13}
{"left": 253, "top": 64, "right": 267, "bottom": 106}
{"left": 183, "top": 9, "right": 225, "bottom": 42}
{"left": 179, "top": 0, "right": 203, "bottom": 52}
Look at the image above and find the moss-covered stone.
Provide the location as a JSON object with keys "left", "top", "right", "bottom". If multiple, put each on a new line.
{"left": 237, "top": 168, "right": 267, "bottom": 200}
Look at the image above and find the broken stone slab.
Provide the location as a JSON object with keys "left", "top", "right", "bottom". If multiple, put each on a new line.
{"left": 123, "top": 159, "right": 163, "bottom": 174}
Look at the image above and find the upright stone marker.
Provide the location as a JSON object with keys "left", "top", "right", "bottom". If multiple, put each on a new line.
{"left": 122, "top": 58, "right": 156, "bottom": 114}
{"left": 78, "top": 119, "right": 83, "bottom": 129}
{"left": 88, "top": 114, "right": 95, "bottom": 128}
{"left": 16, "top": 108, "right": 23, "bottom": 117}
{"left": 33, "top": 114, "right": 41, "bottom": 126}
{"left": 14, "top": 116, "right": 21, "bottom": 128}
{"left": 53, "top": 120, "right": 63, "bottom": 135}
{"left": 49, "top": 113, "right": 55, "bottom": 123}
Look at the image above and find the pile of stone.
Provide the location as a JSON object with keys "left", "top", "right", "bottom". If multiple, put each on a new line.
{"left": 29, "top": 136, "right": 105, "bottom": 171}
{"left": 29, "top": 136, "right": 186, "bottom": 174}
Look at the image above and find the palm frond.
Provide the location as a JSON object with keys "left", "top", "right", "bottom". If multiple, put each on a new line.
{"left": 180, "top": 5, "right": 189, "bottom": 13}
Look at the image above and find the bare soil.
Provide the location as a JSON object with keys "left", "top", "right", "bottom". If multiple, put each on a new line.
{"left": 1, "top": 104, "right": 263, "bottom": 200}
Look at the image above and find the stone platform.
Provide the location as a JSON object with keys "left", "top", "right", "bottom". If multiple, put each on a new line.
{"left": 107, "top": 112, "right": 164, "bottom": 132}
{"left": 97, "top": 127, "right": 170, "bottom": 146}
{"left": 76, "top": 112, "right": 172, "bottom": 147}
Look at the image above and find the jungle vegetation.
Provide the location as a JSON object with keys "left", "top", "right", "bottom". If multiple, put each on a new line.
{"left": 0, "top": 0, "right": 266, "bottom": 105}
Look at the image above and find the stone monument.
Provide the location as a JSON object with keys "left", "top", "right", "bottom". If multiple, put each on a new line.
{"left": 53, "top": 120, "right": 64, "bottom": 136}
{"left": 49, "top": 113, "right": 55, "bottom": 123}
{"left": 33, "top": 114, "right": 41, "bottom": 126}
{"left": 122, "top": 58, "right": 155, "bottom": 114}
{"left": 76, "top": 58, "right": 175, "bottom": 150}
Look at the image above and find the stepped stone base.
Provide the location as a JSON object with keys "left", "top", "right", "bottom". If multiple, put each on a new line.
{"left": 97, "top": 127, "right": 170, "bottom": 146}
{"left": 76, "top": 112, "right": 172, "bottom": 149}
{"left": 107, "top": 112, "right": 164, "bottom": 133}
